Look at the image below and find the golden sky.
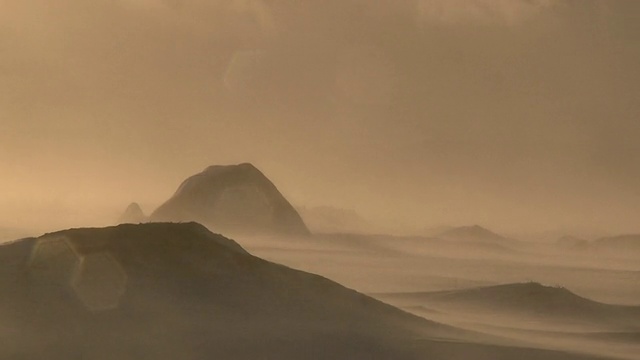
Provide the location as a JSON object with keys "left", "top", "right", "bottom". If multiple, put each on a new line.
{"left": 1, "top": 0, "right": 639, "bottom": 234}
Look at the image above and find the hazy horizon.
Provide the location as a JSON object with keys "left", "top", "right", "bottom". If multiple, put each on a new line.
{"left": 2, "top": 0, "right": 639, "bottom": 235}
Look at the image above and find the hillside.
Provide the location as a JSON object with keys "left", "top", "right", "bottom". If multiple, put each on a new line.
{"left": 0, "top": 223, "right": 606, "bottom": 360}
{"left": 0, "top": 222, "right": 456, "bottom": 359}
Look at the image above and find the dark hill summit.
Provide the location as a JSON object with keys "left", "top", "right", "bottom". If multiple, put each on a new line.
{"left": 150, "top": 163, "right": 309, "bottom": 236}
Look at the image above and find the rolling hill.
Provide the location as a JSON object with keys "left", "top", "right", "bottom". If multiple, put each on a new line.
{"left": 0, "top": 223, "right": 606, "bottom": 360}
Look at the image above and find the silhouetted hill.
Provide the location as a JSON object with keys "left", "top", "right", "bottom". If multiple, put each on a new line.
{"left": 0, "top": 222, "right": 454, "bottom": 359}
{"left": 0, "top": 224, "right": 606, "bottom": 360}
{"left": 377, "top": 283, "right": 640, "bottom": 330}
{"left": 118, "top": 202, "right": 146, "bottom": 224}
{"left": 150, "top": 163, "right": 309, "bottom": 236}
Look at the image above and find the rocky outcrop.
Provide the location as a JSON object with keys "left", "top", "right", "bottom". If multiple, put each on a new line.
{"left": 150, "top": 163, "right": 309, "bottom": 236}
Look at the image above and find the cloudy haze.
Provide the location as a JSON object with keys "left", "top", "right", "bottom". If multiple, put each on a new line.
{"left": 1, "top": 0, "right": 639, "bottom": 234}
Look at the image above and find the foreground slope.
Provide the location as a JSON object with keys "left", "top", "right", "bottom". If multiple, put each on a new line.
{"left": 0, "top": 222, "right": 452, "bottom": 360}
{"left": 150, "top": 163, "right": 309, "bottom": 236}
{"left": 0, "top": 223, "right": 608, "bottom": 360}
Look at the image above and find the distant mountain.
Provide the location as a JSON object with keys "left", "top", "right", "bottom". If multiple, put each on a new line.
{"left": 419, "top": 225, "right": 455, "bottom": 237}
{"left": 593, "top": 234, "right": 640, "bottom": 252}
{"left": 297, "top": 205, "right": 373, "bottom": 234}
{"left": 556, "top": 236, "right": 588, "bottom": 250}
{"left": 377, "top": 282, "right": 640, "bottom": 330}
{"left": 118, "top": 202, "right": 146, "bottom": 224}
{"left": 150, "top": 163, "right": 309, "bottom": 236}
{"left": 438, "top": 225, "right": 517, "bottom": 247}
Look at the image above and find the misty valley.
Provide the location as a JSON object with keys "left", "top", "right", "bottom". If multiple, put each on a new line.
{"left": 1, "top": 163, "right": 638, "bottom": 359}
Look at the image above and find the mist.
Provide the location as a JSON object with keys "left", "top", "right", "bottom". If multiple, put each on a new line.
{"left": 3, "top": 3, "right": 640, "bottom": 358}
{"left": 2, "top": 0, "right": 640, "bottom": 234}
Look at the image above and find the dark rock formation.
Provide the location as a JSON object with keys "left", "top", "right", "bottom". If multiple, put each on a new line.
{"left": 150, "top": 163, "right": 309, "bottom": 236}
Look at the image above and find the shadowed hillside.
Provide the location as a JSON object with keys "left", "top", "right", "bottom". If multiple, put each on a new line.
{"left": 0, "top": 222, "right": 432, "bottom": 359}
{"left": 438, "top": 225, "right": 519, "bottom": 248}
{"left": 0, "top": 223, "right": 606, "bottom": 360}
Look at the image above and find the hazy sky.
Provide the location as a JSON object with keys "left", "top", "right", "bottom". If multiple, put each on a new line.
{"left": 1, "top": 0, "right": 639, "bottom": 234}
